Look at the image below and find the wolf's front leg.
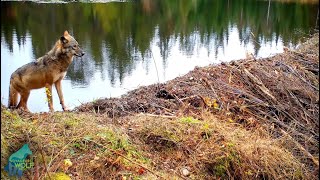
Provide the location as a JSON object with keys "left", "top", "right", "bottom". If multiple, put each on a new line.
{"left": 55, "top": 80, "right": 68, "bottom": 111}
{"left": 45, "top": 84, "right": 54, "bottom": 112}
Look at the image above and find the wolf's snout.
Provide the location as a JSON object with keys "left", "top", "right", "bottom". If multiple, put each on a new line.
{"left": 75, "top": 51, "right": 85, "bottom": 57}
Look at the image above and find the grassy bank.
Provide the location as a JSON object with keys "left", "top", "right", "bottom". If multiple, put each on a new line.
{"left": 1, "top": 109, "right": 315, "bottom": 179}
{"left": 1, "top": 33, "right": 319, "bottom": 179}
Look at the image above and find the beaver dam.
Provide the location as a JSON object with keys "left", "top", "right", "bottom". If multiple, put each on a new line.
{"left": 1, "top": 33, "right": 319, "bottom": 179}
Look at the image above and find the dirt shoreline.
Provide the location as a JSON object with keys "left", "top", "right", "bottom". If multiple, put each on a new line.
{"left": 77, "top": 33, "right": 319, "bottom": 119}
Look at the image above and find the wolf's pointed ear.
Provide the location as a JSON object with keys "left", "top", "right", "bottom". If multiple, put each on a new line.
{"left": 64, "top": 30, "right": 69, "bottom": 36}
{"left": 60, "top": 36, "right": 68, "bottom": 44}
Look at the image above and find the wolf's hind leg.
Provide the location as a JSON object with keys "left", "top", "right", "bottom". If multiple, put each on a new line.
{"left": 17, "top": 90, "right": 30, "bottom": 112}
{"left": 8, "top": 84, "right": 19, "bottom": 109}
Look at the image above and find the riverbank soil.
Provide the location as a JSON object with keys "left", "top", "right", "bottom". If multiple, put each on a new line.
{"left": 2, "top": 33, "right": 319, "bottom": 179}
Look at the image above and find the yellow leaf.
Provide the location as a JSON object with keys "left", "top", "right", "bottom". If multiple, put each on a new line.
{"left": 63, "top": 159, "right": 72, "bottom": 168}
{"left": 45, "top": 172, "right": 71, "bottom": 180}
{"left": 213, "top": 102, "right": 219, "bottom": 109}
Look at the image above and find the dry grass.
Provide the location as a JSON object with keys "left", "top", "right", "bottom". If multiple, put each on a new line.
{"left": 1, "top": 109, "right": 153, "bottom": 179}
{"left": 1, "top": 106, "right": 316, "bottom": 179}
{"left": 125, "top": 112, "right": 313, "bottom": 179}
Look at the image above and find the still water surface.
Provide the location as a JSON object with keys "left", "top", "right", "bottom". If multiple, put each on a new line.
{"left": 1, "top": 0, "right": 318, "bottom": 112}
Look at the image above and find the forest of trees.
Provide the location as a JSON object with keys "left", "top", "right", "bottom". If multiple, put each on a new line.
{"left": 1, "top": 0, "right": 318, "bottom": 85}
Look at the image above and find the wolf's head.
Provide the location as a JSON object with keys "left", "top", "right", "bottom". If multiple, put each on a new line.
{"left": 59, "top": 31, "right": 85, "bottom": 58}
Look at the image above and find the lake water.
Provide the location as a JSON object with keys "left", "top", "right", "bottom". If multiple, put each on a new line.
{"left": 1, "top": 0, "right": 319, "bottom": 112}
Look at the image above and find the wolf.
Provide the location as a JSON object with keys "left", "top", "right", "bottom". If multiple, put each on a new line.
{"left": 8, "top": 30, "right": 85, "bottom": 112}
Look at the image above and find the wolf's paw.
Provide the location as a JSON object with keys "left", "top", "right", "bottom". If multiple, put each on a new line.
{"left": 62, "top": 107, "right": 70, "bottom": 112}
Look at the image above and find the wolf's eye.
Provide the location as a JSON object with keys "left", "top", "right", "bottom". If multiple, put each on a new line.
{"left": 72, "top": 45, "right": 77, "bottom": 49}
